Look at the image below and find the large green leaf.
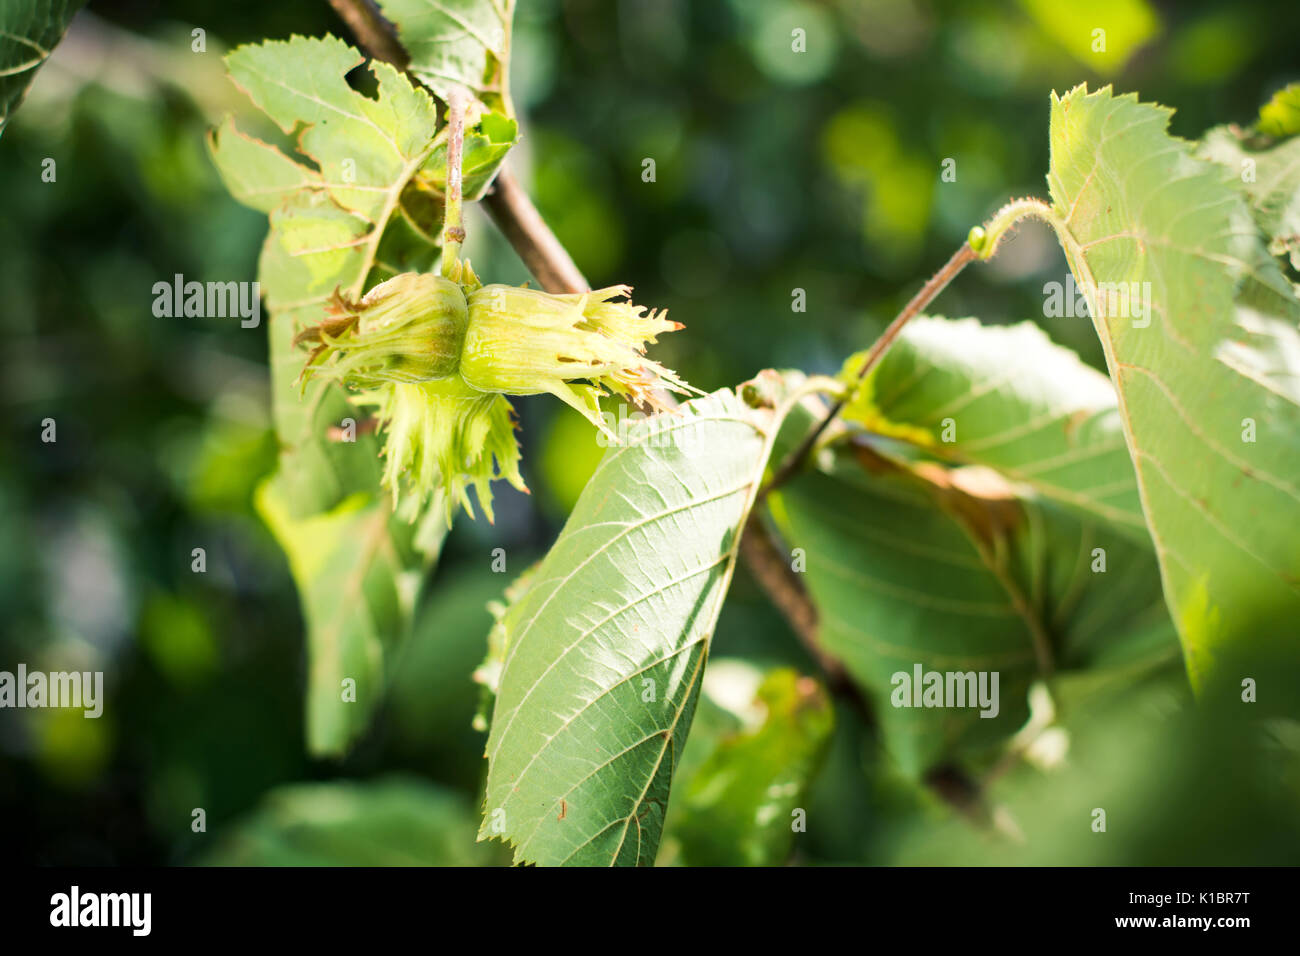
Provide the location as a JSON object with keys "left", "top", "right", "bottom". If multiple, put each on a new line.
{"left": 379, "top": 0, "right": 515, "bottom": 115}
{"left": 478, "top": 388, "right": 785, "bottom": 866}
{"left": 0, "top": 0, "right": 84, "bottom": 137}
{"left": 201, "top": 777, "right": 500, "bottom": 866}
{"left": 841, "top": 316, "right": 1146, "bottom": 538}
{"left": 256, "top": 478, "right": 445, "bottom": 756}
{"left": 773, "top": 400, "right": 1176, "bottom": 776}
{"left": 1046, "top": 84, "right": 1300, "bottom": 688}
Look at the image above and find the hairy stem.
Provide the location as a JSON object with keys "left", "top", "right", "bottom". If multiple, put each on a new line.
{"left": 969, "top": 197, "right": 1058, "bottom": 260}
{"left": 762, "top": 196, "right": 1057, "bottom": 498}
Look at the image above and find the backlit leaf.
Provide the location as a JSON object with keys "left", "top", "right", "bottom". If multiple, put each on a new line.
{"left": 1046, "top": 84, "right": 1300, "bottom": 688}
{"left": 773, "top": 391, "right": 1175, "bottom": 775}
{"left": 1198, "top": 122, "right": 1300, "bottom": 271}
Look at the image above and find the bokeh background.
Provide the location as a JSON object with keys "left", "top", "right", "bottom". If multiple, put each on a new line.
{"left": 3, "top": 0, "right": 1298, "bottom": 865}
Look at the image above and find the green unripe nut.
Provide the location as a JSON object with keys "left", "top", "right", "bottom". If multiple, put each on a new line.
{"left": 308, "top": 273, "right": 469, "bottom": 387}
{"left": 297, "top": 271, "right": 695, "bottom": 521}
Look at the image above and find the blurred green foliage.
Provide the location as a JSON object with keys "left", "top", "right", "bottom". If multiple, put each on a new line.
{"left": 2, "top": 0, "right": 1298, "bottom": 865}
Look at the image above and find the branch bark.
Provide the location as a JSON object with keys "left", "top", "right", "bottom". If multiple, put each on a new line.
{"left": 738, "top": 515, "right": 837, "bottom": 679}
{"left": 326, "top": 0, "right": 408, "bottom": 69}
{"left": 482, "top": 170, "right": 589, "bottom": 293}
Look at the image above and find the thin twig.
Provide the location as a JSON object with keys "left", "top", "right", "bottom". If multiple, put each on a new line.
{"left": 738, "top": 515, "right": 833, "bottom": 674}
{"left": 327, "top": 417, "right": 379, "bottom": 441}
{"left": 326, "top": 0, "right": 409, "bottom": 69}
{"left": 760, "top": 241, "right": 977, "bottom": 497}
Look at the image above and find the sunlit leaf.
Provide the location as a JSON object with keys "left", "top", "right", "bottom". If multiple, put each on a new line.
{"left": 1198, "top": 122, "right": 1300, "bottom": 271}
{"left": 478, "top": 387, "right": 786, "bottom": 866}
{"left": 1257, "top": 82, "right": 1300, "bottom": 139}
{"left": 1047, "top": 84, "right": 1300, "bottom": 688}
